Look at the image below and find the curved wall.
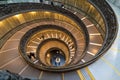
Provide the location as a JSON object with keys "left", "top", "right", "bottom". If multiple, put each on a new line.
{"left": 0, "top": 0, "right": 118, "bottom": 72}
{"left": 61, "top": 0, "right": 105, "bottom": 32}
{"left": 0, "top": 0, "right": 105, "bottom": 37}
{"left": 0, "top": 0, "right": 106, "bottom": 49}
{"left": 0, "top": 4, "right": 89, "bottom": 49}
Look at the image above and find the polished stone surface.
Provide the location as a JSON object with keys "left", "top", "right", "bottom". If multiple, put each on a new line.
{"left": 89, "top": 1, "right": 120, "bottom": 80}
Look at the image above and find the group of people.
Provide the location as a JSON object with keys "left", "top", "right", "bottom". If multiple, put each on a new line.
{"left": 27, "top": 52, "right": 61, "bottom": 66}
{"left": 39, "top": 0, "right": 64, "bottom": 7}
{"left": 27, "top": 52, "right": 36, "bottom": 60}
{"left": 39, "top": 0, "right": 54, "bottom": 6}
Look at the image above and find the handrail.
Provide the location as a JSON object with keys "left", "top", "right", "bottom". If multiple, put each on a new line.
{"left": 88, "top": 0, "right": 118, "bottom": 56}
{"left": 0, "top": 0, "right": 118, "bottom": 72}
{"left": 20, "top": 25, "right": 77, "bottom": 65}
{"left": 0, "top": 3, "right": 89, "bottom": 53}
{"left": 0, "top": 0, "right": 106, "bottom": 38}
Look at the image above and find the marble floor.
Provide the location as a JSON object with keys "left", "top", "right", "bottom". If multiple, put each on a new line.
{"left": 88, "top": 2, "right": 120, "bottom": 80}
{"left": 0, "top": 1, "right": 120, "bottom": 80}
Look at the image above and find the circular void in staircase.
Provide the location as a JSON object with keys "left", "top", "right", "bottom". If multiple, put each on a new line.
{"left": 46, "top": 48, "right": 66, "bottom": 67}
{"left": 17, "top": 7, "right": 90, "bottom": 71}
{"left": 11, "top": 1, "right": 117, "bottom": 72}
{"left": 19, "top": 23, "right": 88, "bottom": 71}
{"left": 0, "top": 1, "right": 117, "bottom": 73}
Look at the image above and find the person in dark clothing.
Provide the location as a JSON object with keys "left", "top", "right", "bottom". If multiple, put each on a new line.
{"left": 28, "top": 52, "right": 36, "bottom": 59}
{"left": 28, "top": 55, "right": 32, "bottom": 59}
{"left": 51, "top": 1, "right": 54, "bottom": 6}
{"left": 39, "top": 0, "right": 43, "bottom": 3}
{"left": 41, "top": 35, "right": 44, "bottom": 39}
{"left": 61, "top": 4, "right": 64, "bottom": 8}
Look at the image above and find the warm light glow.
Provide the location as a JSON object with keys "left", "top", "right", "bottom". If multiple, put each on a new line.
{"left": 90, "top": 5, "right": 94, "bottom": 9}
{"left": 14, "top": 14, "right": 20, "bottom": 18}
{"left": 44, "top": 11, "right": 50, "bottom": 14}
{"left": 32, "top": 49, "right": 36, "bottom": 52}
{"left": 90, "top": 36, "right": 95, "bottom": 40}
{"left": 30, "top": 11, "right": 36, "bottom": 14}
{"left": 47, "top": 54, "right": 50, "bottom": 57}
{"left": 0, "top": 21, "right": 3, "bottom": 24}
{"left": 92, "top": 49, "right": 98, "bottom": 54}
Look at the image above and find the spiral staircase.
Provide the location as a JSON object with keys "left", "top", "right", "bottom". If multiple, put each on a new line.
{"left": 0, "top": 0, "right": 118, "bottom": 80}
